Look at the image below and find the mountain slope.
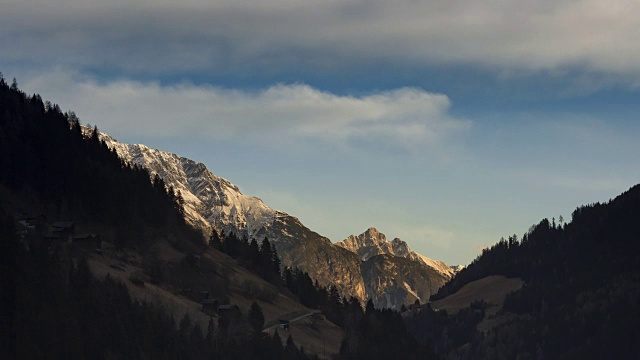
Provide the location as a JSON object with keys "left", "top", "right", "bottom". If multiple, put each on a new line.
{"left": 361, "top": 254, "right": 449, "bottom": 308}
{"left": 0, "top": 80, "right": 316, "bottom": 359}
{"left": 1, "top": 78, "right": 435, "bottom": 359}
{"left": 407, "top": 184, "right": 640, "bottom": 359}
{"left": 100, "top": 133, "right": 276, "bottom": 239}
{"left": 99, "top": 133, "right": 452, "bottom": 308}
{"left": 99, "top": 133, "right": 367, "bottom": 300}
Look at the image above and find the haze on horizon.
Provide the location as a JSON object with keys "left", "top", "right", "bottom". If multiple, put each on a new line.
{"left": 3, "top": 0, "right": 639, "bottom": 265}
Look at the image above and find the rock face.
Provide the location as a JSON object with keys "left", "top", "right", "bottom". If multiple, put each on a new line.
{"left": 338, "top": 227, "right": 453, "bottom": 307}
{"left": 361, "top": 254, "right": 448, "bottom": 308}
{"left": 98, "top": 130, "right": 454, "bottom": 308}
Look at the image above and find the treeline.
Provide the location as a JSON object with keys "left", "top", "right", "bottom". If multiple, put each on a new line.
{"left": 209, "top": 230, "right": 282, "bottom": 285}
{"left": 337, "top": 299, "right": 436, "bottom": 360}
{"left": 404, "top": 300, "right": 486, "bottom": 357}
{"left": 0, "top": 74, "right": 203, "bottom": 249}
{"left": 421, "top": 184, "right": 640, "bottom": 359}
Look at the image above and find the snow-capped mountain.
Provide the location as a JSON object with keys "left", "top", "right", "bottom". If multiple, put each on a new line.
{"left": 97, "top": 130, "right": 455, "bottom": 308}
{"left": 97, "top": 130, "right": 366, "bottom": 300}
{"left": 100, "top": 132, "right": 277, "bottom": 241}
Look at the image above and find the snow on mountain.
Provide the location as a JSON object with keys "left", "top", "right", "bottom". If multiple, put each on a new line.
{"left": 95, "top": 129, "right": 454, "bottom": 308}
{"left": 99, "top": 131, "right": 278, "bottom": 239}
{"left": 95, "top": 130, "right": 367, "bottom": 300}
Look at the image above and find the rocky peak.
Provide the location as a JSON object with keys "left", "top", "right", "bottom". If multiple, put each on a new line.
{"left": 337, "top": 227, "right": 395, "bottom": 261}
{"left": 363, "top": 226, "right": 383, "bottom": 239}
{"left": 354, "top": 227, "right": 387, "bottom": 245}
{"left": 337, "top": 228, "right": 456, "bottom": 280}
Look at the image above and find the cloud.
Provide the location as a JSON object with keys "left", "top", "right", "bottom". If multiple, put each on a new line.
{"left": 2, "top": 0, "right": 640, "bottom": 83}
{"left": 19, "top": 69, "right": 469, "bottom": 149}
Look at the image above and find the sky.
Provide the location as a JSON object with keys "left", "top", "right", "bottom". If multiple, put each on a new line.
{"left": 3, "top": 0, "right": 639, "bottom": 265}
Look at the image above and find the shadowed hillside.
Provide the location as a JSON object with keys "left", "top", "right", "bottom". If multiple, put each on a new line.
{"left": 405, "top": 185, "right": 640, "bottom": 359}
{"left": 1, "top": 75, "right": 436, "bottom": 360}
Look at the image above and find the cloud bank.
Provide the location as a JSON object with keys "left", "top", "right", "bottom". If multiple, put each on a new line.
{"left": 21, "top": 70, "right": 469, "bottom": 148}
{"left": 3, "top": 0, "right": 640, "bottom": 82}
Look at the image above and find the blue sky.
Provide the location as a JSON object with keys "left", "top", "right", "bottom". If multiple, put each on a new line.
{"left": 3, "top": 0, "right": 639, "bottom": 265}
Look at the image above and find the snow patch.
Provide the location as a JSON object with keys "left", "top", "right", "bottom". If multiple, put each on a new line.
{"left": 402, "top": 281, "right": 420, "bottom": 300}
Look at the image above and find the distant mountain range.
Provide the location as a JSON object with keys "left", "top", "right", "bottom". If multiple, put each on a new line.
{"left": 99, "top": 131, "right": 459, "bottom": 308}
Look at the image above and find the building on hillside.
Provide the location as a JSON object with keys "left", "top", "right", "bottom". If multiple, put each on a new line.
{"left": 15, "top": 215, "right": 48, "bottom": 250}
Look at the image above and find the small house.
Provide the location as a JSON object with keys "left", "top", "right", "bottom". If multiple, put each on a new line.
{"left": 278, "top": 319, "right": 290, "bottom": 331}
{"left": 17, "top": 214, "right": 47, "bottom": 233}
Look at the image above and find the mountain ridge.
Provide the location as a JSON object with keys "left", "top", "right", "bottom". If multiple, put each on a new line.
{"left": 97, "top": 129, "right": 453, "bottom": 308}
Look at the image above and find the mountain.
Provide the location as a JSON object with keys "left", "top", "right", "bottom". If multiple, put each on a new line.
{"left": 337, "top": 227, "right": 453, "bottom": 308}
{"left": 98, "top": 132, "right": 368, "bottom": 301}
{"left": 2, "top": 79, "right": 438, "bottom": 360}
{"left": 99, "top": 132, "right": 452, "bottom": 308}
{"left": 337, "top": 227, "right": 456, "bottom": 277}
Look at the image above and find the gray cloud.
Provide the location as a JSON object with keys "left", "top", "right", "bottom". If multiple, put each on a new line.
{"left": 21, "top": 69, "right": 469, "bottom": 148}
{"left": 3, "top": 0, "right": 640, "bottom": 81}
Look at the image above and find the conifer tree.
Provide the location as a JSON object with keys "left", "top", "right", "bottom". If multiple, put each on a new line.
{"left": 248, "top": 301, "right": 265, "bottom": 334}
{"left": 209, "top": 228, "right": 222, "bottom": 250}
{"left": 249, "top": 238, "right": 260, "bottom": 264}
{"left": 285, "top": 335, "right": 298, "bottom": 358}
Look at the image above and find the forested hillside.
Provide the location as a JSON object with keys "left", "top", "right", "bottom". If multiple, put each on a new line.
{"left": 408, "top": 184, "right": 640, "bottom": 359}
{"left": 1, "top": 74, "right": 435, "bottom": 360}
{"left": 0, "top": 74, "right": 311, "bottom": 359}
{"left": 0, "top": 75, "right": 203, "bottom": 250}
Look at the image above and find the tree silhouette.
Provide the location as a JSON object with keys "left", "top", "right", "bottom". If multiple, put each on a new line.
{"left": 248, "top": 301, "right": 265, "bottom": 334}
